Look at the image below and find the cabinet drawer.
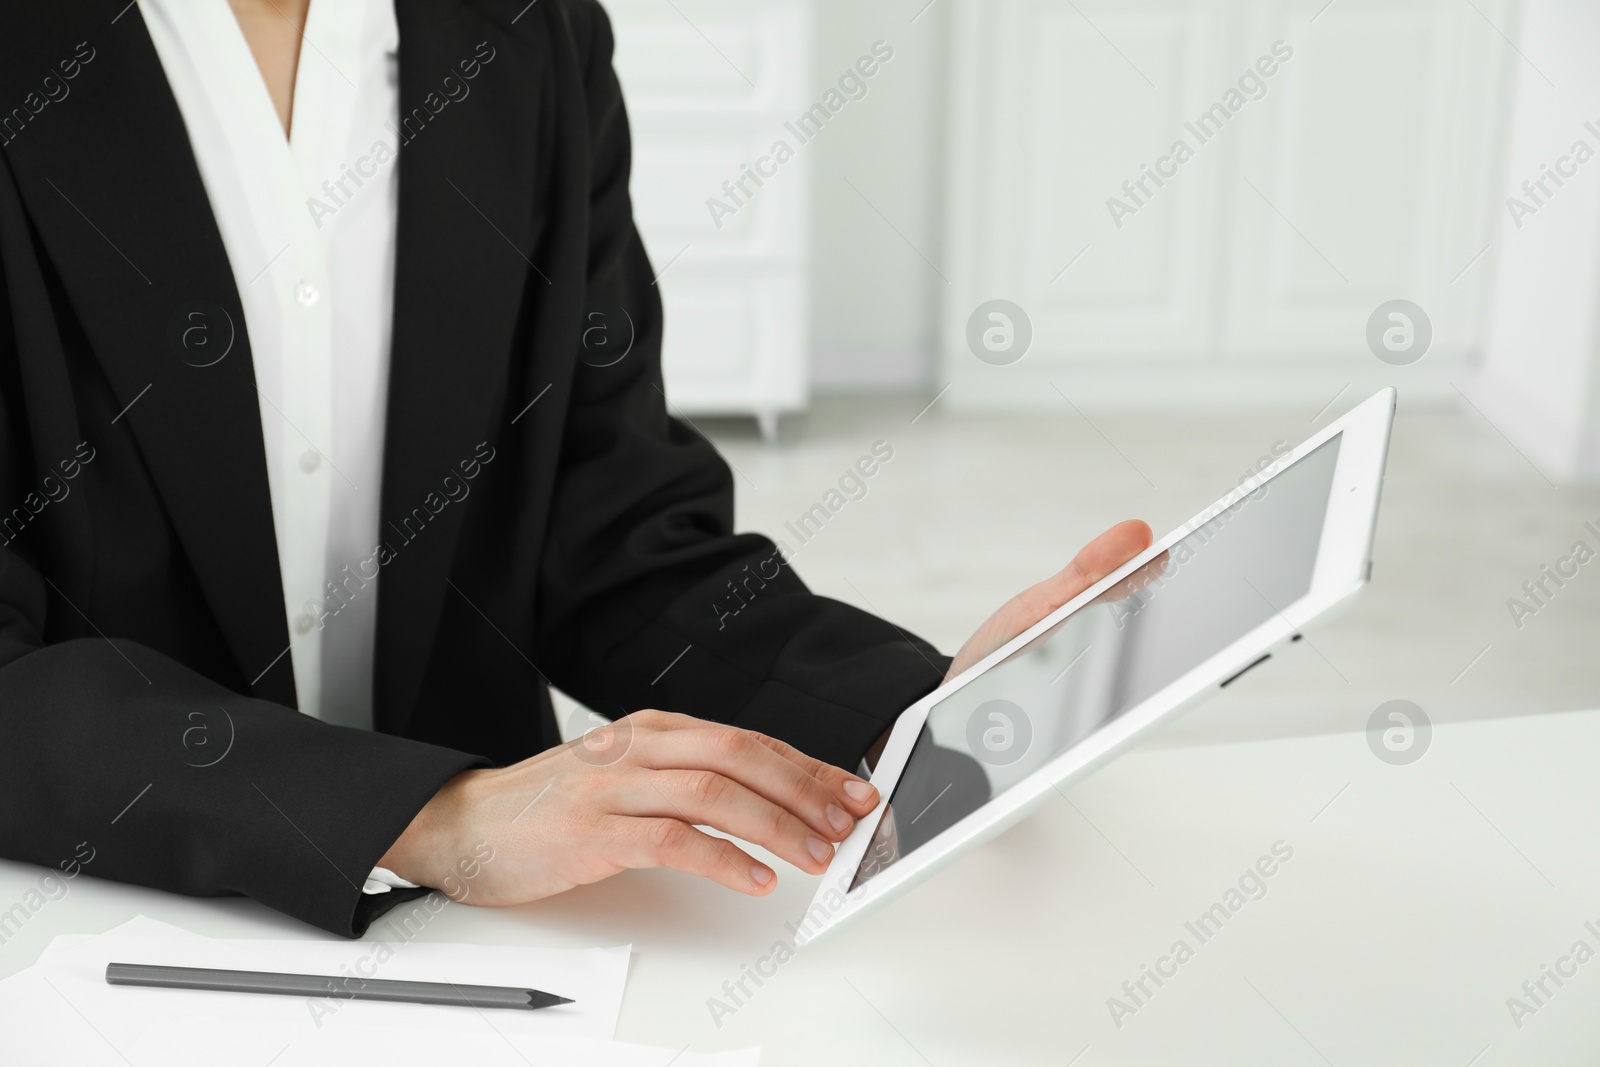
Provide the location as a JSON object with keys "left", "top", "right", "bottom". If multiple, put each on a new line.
{"left": 630, "top": 128, "right": 808, "bottom": 261}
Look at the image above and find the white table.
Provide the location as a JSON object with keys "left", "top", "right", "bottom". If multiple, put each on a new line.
{"left": 5, "top": 708, "right": 1598, "bottom": 1065}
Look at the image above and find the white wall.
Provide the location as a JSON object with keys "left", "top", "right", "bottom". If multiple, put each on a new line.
{"left": 1473, "top": 0, "right": 1600, "bottom": 481}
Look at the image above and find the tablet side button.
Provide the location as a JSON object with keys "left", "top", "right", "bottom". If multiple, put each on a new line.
{"left": 1220, "top": 653, "right": 1271, "bottom": 688}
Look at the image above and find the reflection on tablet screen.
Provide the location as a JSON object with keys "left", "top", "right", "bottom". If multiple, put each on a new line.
{"left": 850, "top": 435, "right": 1343, "bottom": 891}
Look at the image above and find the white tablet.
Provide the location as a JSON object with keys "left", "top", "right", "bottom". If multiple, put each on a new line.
{"left": 795, "top": 387, "right": 1396, "bottom": 945}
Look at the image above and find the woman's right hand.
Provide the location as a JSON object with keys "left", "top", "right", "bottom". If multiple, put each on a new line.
{"left": 378, "top": 709, "right": 881, "bottom": 904}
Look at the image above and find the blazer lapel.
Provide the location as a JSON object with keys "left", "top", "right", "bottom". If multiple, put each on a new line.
{"left": 0, "top": 4, "right": 295, "bottom": 704}
{"left": 376, "top": 1, "right": 551, "bottom": 731}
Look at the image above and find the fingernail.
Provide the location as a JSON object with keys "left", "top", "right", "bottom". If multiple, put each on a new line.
{"left": 751, "top": 864, "right": 772, "bottom": 886}
{"left": 843, "top": 780, "right": 875, "bottom": 804}
{"left": 826, "top": 803, "right": 852, "bottom": 834}
{"left": 807, "top": 835, "right": 833, "bottom": 865}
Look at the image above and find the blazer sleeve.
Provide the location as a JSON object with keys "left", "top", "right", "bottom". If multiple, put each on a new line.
{"left": 0, "top": 248, "right": 485, "bottom": 936}
{"left": 533, "top": 1, "right": 950, "bottom": 772}
{"left": 0, "top": 631, "right": 485, "bottom": 936}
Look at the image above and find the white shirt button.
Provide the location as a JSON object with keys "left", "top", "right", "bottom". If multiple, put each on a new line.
{"left": 293, "top": 610, "right": 315, "bottom": 635}
{"left": 299, "top": 449, "right": 322, "bottom": 473}
{"left": 294, "top": 280, "right": 320, "bottom": 307}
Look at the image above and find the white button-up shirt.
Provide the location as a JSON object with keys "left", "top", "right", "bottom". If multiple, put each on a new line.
{"left": 143, "top": 0, "right": 415, "bottom": 894}
{"left": 143, "top": 0, "right": 399, "bottom": 733}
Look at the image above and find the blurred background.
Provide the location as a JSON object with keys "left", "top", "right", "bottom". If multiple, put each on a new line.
{"left": 565, "top": 0, "right": 1600, "bottom": 746}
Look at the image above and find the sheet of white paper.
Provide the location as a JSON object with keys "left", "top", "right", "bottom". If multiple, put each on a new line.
{"left": 0, "top": 915, "right": 728, "bottom": 1065}
{"left": 122, "top": 1019, "right": 762, "bottom": 1067}
{"left": 0, "top": 970, "right": 758, "bottom": 1067}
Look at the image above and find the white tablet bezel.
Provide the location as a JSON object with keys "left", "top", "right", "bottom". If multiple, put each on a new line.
{"left": 794, "top": 387, "right": 1396, "bottom": 946}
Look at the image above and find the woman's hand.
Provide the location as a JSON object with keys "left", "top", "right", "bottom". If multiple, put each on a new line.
{"left": 944, "top": 519, "right": 1153, "bottom": 682}
{"left": 862, "top": 519, "right": 1153, "bottom": 771}
{"left": 385, "top": 523, "right": 1153, "bottom": 901}
{"left": 379, "top": 710, "right": 880, "bottom": 903}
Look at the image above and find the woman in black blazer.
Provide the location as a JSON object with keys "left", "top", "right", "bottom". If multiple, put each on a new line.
{"left": 0, "top": 0, "right": 1148, "bottom": 935}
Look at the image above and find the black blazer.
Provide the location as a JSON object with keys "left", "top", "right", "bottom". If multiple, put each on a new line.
{"left": 0, "top": 0, "right": 946, "bottom": 936}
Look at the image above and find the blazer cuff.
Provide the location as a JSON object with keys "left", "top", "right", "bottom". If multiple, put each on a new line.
{"left": 827, "top": 653, "right": 953, "bottom": 773}
{"left": 363, "top": 866, "right": 422, "bottom": 894}
{"left": 738, "top": 652, "right": 953, "bottom": 775}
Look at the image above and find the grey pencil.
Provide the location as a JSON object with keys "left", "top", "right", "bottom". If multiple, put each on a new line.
{"left": 105, "top": 962, "right": 575, "bottom": 1010}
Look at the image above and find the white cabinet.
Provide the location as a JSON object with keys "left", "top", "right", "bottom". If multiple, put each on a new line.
{"left": 953, "top": 0, "right": 1233, "bottom": 363}
{"left": 608, "top": 0, "right": 812, "bottom": 438}
{"left": 940, "top": 0, "right": 1518, "bottom": 409}
{"left": 1225, "top": 0, "right": 1513, "bottom": 360}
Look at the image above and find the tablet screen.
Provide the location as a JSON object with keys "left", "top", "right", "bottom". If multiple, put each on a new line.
{"left": 850, "top": 434, "right": 1344, "bottom": 890}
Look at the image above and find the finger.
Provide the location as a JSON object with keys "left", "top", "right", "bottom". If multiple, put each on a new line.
{"left": 1015, "top": 520, "right": 1153, "bottom": 623}
{"left": 633, "top": 724, "right": 867, "bottom": 837}
{"left": 607, "top": 814, "right": 776, "bottom": 895}
{"left": 745, "top": 731, "right": 880, "bottom": 816}
{"left": 621, "top": 711, "right": 879, "bottom": 819}
{"left": 618, "top": 767, "right": 836, "bottom": 874}
{"left": 1058, "top": 519, "right": 1153, "bottom": 595}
